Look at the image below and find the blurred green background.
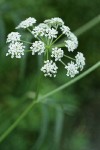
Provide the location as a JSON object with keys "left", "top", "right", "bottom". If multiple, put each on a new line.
{"left": 0, "top": 0, "right": 100, "bottom": 150}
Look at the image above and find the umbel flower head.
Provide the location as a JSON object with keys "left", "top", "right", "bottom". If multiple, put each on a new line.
{"left": 6, "top": 17, "right": 85, "bottom": 78}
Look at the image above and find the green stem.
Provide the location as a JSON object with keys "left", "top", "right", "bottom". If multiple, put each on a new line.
{"left": 47, "top": 50, "right": 48, "bottom": 60}
{"left": 20, "top": 40, "right": 32, "bottom": 44}
{"left": 60, "top": 60, "right": 66, "bottom": 66}
{"left": 27, "top": 28, "right": 40, "bottom": 41}
{"left": 0, "top": 101, "right": 38, "bottom": 143}
{"left": 27, "top": 28, "right": 33, "bottom": 34}
{"left": 64, "top": 54, "right": 75, "bottom": 61}
{"left": 52, "top": 33, "right": 63, "bottom": 45}
{"left": 74, "top": 15, "right": 100, "bottom": 36}
{"left": 0, "top": 61, "right": 100, "bottom": 143}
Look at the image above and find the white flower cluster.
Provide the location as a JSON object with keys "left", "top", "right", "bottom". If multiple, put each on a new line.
{"left": 65, "top": 32, "right": 78, "bottom": 52}
{"left": 41, "top": 60, "right": 58, "bottom": 77}
{"left": 44, "top": 17, "right": 64, "bottom": 28}
{"left": 64, "top": 52, "right": 85, "bottom": 77}
{"left": 6, "top": 32, "right": 21, "bottom": 43}
{"left": 32, "top": 23, "right": 58, "bottom": 39}
{"left": 6, "top": 17, "right": 85, "bottom": 77}
{"left": 60, "top": 25, "right": 70, "bottom": 36}
{"left": 75, "top": 52, "right": 85, "bottom": 71}
{"left": 65, "top": 62, "right": 79, "bottom": 78}
{"left": 6, "top": 32, "right": 25, "bottom": 58}
{"left": 30, "top": 41, "right": 45, "bottom": 55}
{"left": 6, "top": 42, "right": 25, "bottom": 58}
{"left": 51, "top": 47, "right": 64, "bottom": 61}
{"left": 16, "top": 17, "right": 36, "bottom": 29}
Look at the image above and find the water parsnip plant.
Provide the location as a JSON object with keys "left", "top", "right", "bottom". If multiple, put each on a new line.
{"left": 0, "top": 15, "right": 100, "bottom": 143}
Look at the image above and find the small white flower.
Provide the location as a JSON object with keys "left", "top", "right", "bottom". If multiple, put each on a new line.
{"left": 6, "top": 32, "right": 21, "bottom": 43}
{"left": 30, "top": 41, "right": 45, "bottom": 55}
{"left": 75, "top": 52, "right": 85, "bottom": 71}
{"left": 65, "top": 61, "right": 79, "bottom": 77}
{"left": 65, "top": 40, "right": 78, "bottom": 52}
{"left": 37, "top": 23, "right": 50, "bottom": 30}
{"left": 6, "top": 42, "right": 25, "bottom": 58}
{"left": 51, "top": 47, "right": 64, "bottom": 61}
{"left": 65, "top": 32, "right": 78, "bottom": 52}
{"left": 44, "top": 17, "right": 64, "bottom": 28}
{"left": 52, "top": 17, "right": 64, "bottom": 26}
{"left": 41, "top": 60, "right": 58, "bottom": 77}
{"left": 60, "top": 25, "right": 70, "bottom": 36}
{"left": 68, "top": 32, "right": 78, "bottom": 46}
{"left": 16, "top": 17, "right": 36, "bottom": 29}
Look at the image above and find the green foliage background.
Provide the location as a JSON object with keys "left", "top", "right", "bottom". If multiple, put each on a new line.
{"left": 0, "top": 0, "right": 100, "bottom": 149}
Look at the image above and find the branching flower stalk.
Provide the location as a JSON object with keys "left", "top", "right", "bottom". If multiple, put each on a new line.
{"left": 6, "top": 17, "right": 86, "bottom": 78}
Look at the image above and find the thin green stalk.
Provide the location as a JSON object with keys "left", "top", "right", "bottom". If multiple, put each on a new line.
{"left": 20, "top": 40, "right": 32, "bottom": 44}
{"left": 60, "top": 60, "right": 66, "bottom": 66}
{"left": 47, "top": 50, "right": 49, "bottom": 60}
{"left": 64, "top": 54, "right": 75, "bottom": 61}
{"left": 27, "top": 28, "right": 33, "bottom": 34}
{"left": 74, "top": 15, "right": 100, "bottom": 36}
{"left": 27, "top": 28, "right": 40, "bottom": 41}
{"left": 52, "top": 33, "right": 63, "bottom": 45}
{"left": 0, "top": 61, "right": 100, "bottom": 143}
{"left": 0, "top": 101, "right": 38, "bottom": 143}
{"left": 35, "top": 73, "right": 42, "bottom": 100}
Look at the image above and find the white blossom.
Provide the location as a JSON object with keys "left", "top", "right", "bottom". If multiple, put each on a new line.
{"left": 51, "top": 47, "right": 64, "bottom": 61}
{"left": 60, "top": 25, "right": 70, "bottom": 36}
{"left": 30, "top": 41, "right": 45, "bottom": 55}
{"left": 65, "top": 40, "right": 78, "bottom": 52}
{"left": 68, "top": 32, "right": 78, "bottom": 46}
{"left": 65, "top": 61, "right": 79, "bottom": 77}
{"left": 41, "top": 60, "right": 58, "bottom": 77}
{"left": 65, "top": 32, "right": 78, "bottom": 52}
{"left": 45, "top": 28, "right": 58, "bottom": 39}
{"left": 6, "top": 32, "right": 21, "bottom": 43}
{"left": 75, "top": 52, "right": 85, "bottom": 71}
{"left": 32, "top": 23, "right": 58, "bottom": 39}
{"left": 44, "top": 17, "right": 64, "bottom": 28}
{"left": 6, "top": 42, "right": 25, "bottom": 58}
{"left": 32, "top": 23, "right": 49, "bottom": 37}
{"left": 16, "top": 17, "right": 36, "bottom": 29}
